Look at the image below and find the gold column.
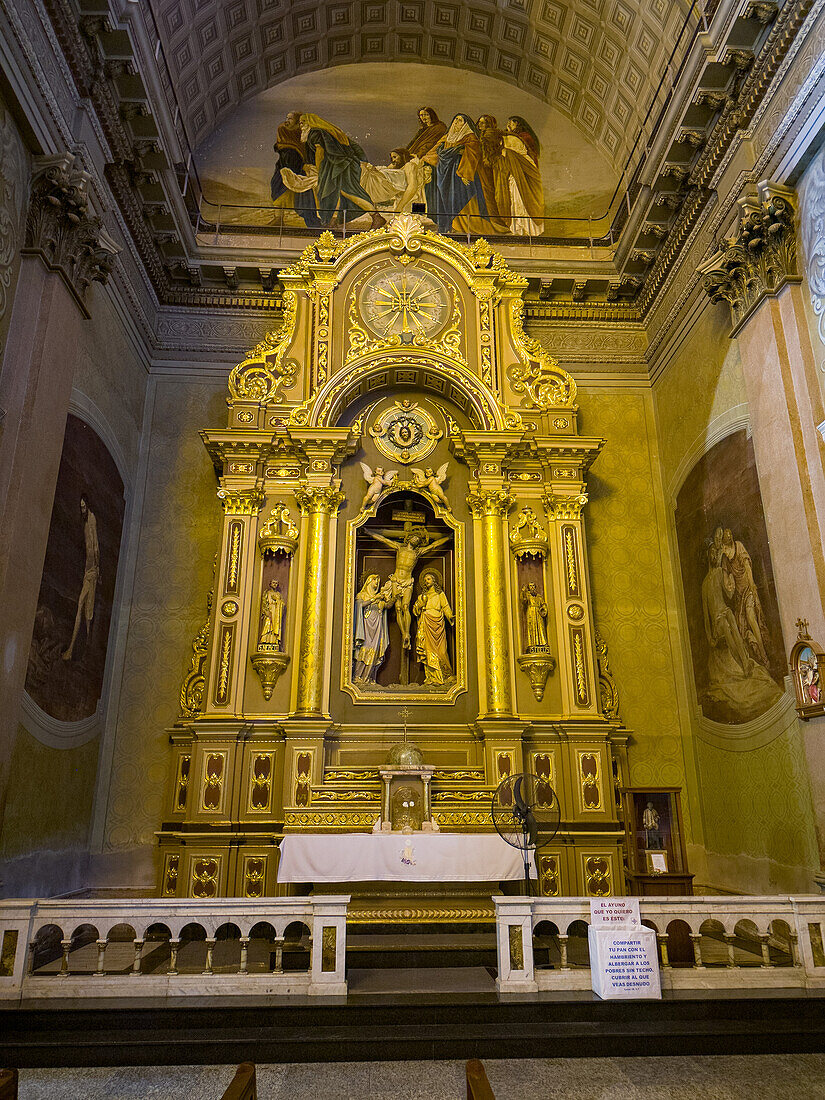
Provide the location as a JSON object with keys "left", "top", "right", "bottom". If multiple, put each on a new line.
{"left": 543, "top": 491, "right": 600, "bottom": 716}
{"left": 204, "top": 486, "right": 266, "bottom": 715}
{"left": 293, "top": 484, "right": 344, "bottom": 716}
{"left": 468, "top": 489, "right": 514, "bottom": 717}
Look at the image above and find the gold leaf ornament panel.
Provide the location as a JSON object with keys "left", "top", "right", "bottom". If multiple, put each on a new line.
{"left": 359, "top": 264, "right": 450, "bottom": 340}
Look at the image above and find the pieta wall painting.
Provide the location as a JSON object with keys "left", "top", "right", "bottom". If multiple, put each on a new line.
{"left": 25, "top": 414, "right": 125, "bottom": 723}
{"left": 675, "top": 429, "right": 785, "bottom": 725}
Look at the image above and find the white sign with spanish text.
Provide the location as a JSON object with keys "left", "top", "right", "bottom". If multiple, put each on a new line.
{"left": 589, "top": 898, "right": 661, "bottom": 1000}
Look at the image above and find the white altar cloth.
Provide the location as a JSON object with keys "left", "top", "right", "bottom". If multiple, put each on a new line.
{"left": 277, "top": 832, "right": 536, "bottom": 883}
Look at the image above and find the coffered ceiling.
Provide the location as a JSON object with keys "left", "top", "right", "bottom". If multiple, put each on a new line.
{"left": 143, "top": 0, "right": 697, "bottom": 173}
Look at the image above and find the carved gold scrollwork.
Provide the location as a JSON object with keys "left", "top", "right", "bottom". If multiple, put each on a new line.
{"left": 250, "top": 651, "right": 290, "bottom": 701}
{"left": 202, "top": 752, "right": 226, "bottom": 811}
{"left": 228, "top": 291, "right": 299, "bottom": 403}
{"left": 578, "top": 752, "right": 603, "bottom": 810}
{"left": 214, "top": 624, "right": 234, "bottom": 707}
{"left": 174, "top": 755, "right": 191, "bottom": 812}
{"left": 258, "top": 504, "right": 299, "bottom": 556}
{"left": 243, "top": 856, "right": 266, "bottom": 899}
{"left": 559, "top": 525, "right": 581, "bottom": 598}
{"left": 223, "top": 521, "right": 243, "bottom": 594}
{"left": 509, "top": 507, "right": 549, "bottom": 559}
{"left": 249, "top": 754, "right": 274, "bottom": 812}
{"left": 517, "top": 652, "right": 557, "bottom": 701}
{"left": 192, "top": 856, "right": 220, "bottom": 899}
{"left": 508, "top": 299, "right": 577, "bottom": 409}
{"left": 595, "top": 630, "right": 620, "bottom": 720}
{"left": 583, "top": 855, "right": 611, "bottom": 897}
{"left": 539, "top": 855, "right": 560, "bottom": 897}
{"left": 179, "top": 584, "right": 214, "bottom": 719}
{"left": 570, "top": 626, "right": 590, "bottom": 706}
{"left": 162, "top": 854, "right": 179, "bottom": 897}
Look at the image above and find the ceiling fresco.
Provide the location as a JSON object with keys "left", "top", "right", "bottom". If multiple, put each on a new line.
{"left": 194, "top": 63, "right": 620, "bottom": 235}
{"left": 147, "top": 0, "right": 695, "bottom": 175}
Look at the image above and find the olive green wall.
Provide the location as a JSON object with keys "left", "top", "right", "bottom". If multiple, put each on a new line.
{"left": 577, "top": 386, "right": 700, "bottom": 854}
{"left": 0, "top": 279, "right": 149, "bottom": 897}
{"left": 651, "top": 300, "right": 818, "bottom": 894}
{"left": 0, "top": 725, "right": 99, "bottom": 894}
{"left": 97, "top": 377, "right": 224, "bottom": 887}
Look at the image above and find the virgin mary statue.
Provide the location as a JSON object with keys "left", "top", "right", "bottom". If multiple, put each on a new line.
{"left": 353, "top": 574, "right": 390, "bottom": 683}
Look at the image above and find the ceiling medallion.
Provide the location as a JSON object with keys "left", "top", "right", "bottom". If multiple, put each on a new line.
{"left": 369, "top": 399, "right": 443, "bottom": 465}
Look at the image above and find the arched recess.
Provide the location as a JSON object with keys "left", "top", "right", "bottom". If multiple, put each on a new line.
{"left": 292, "top": 351, "right": 515, "bottom": 431}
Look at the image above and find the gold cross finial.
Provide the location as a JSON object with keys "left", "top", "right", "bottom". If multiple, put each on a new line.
{"left": 399, "top": 707, "right": 411, "bottom": 742}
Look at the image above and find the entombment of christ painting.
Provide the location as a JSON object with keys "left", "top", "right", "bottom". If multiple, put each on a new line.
{"left": 674, "top": 430, "right": 785, "bottom": 725}
{"left": 25, "top": 415, "right": 125, "bottom": 723}
{"left": 194, "top": 64, "right": 618, "bottom": 237}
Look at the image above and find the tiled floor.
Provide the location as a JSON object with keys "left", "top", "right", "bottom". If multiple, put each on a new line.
{"left": 16, "top": 1054, "right": 825, "bottom": 1099}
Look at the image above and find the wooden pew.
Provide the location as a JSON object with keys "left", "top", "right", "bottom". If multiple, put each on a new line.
{"left": 221, "top": 1063, "right": 257, "bottom": 1100}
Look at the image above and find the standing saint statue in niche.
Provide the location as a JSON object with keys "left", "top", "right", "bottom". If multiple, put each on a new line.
{"left": 258, "top": 580, "right": 284, "bottom": 650}
{"left": 353, "top": 574, "right": 390, "bottom": 682}
{"left": 521, "top": 582, "right": 548, "bottom": 651}
{"left": 413, "top": 570, "right": 454, "bottom": 685}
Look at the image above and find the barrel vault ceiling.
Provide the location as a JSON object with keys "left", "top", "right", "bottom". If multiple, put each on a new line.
{"left": 143, "top": 0, "right": 697, "bottom": 171}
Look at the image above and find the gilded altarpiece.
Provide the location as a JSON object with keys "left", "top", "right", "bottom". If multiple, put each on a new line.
{"left": 157, "top": 215, "right": 631, "bottom": 907}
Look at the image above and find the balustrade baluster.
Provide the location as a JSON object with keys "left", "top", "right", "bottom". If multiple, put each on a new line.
{"left": 557, "top": 934, "right": 569, "bottom": 970}
{"left": 203, "top": 938, "right": 215, "bottom": 976}
{"left": 26, "top": 940, "right": 36, "bottom": 976}
{"left": 723, "top": 933, "right": 736, "bottom": 968}
{"left": 59, "top": 939, "right": 71, "bottom": 978}
{"left": 131, "top": 939, "right": 144, "bottom": 975}
{"left": 790, "top": 931, "right": 801, "bottom": 967}
{"left": 689, "top": 932, "right": 705, "bottom": 968}
{"left": 167, "top": 939, "right": 180, "bottom": 976}
{"left": 657, "top": 933, "right": 670, "bottom": 969}
{"left": 759, "top": 933, "right": 773, "bottom": 968}
{"left": 95, "top": 939, "right": 107, "bottom": 976}
{"left": 273, "top": 938, "right": 284, "bottom": 973}
{"left": 239, "top": 936, "right": 249, "bottom": 974}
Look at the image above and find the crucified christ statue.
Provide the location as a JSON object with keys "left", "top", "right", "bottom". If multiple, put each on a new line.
{"left": 364, "top": 523, "right": 450, "bottom": 656}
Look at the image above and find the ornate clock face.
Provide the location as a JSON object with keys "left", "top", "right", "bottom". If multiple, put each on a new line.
{"left": 359, "top": 266, "right": 449, "bottom": 340}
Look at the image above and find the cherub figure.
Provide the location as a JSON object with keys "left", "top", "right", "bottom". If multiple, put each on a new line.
{"left": 411, "top": 463, "right": 450, "bottom": 509}
{"left": 359, "top": 463, "right": 397, "bottom": 511}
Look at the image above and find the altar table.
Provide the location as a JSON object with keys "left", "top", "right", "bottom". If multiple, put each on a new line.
{"left": 277, "top": 832, "right": 536, "bottom": 883}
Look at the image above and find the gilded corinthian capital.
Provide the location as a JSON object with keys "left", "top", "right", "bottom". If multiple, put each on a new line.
{"left": 466, "top": 488, "right": 513, "bottom": 517}
{"left": 543, "top": 492, "right": 588, "bottom": 520}
{"left": 217, "top": 487, "right": 266, "bottom": 515}
{"left": 699, "top": 182, "right": 799, "bottom": 332}
{"left": 23, "top": 154, "right": 119, "bottom": 313}
{"left": 294, "top": 483, "right": 345, "bottom": 515}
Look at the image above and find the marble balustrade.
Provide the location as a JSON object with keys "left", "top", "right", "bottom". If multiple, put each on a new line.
{"left": 0, "top": 896, "right": 349, "bottom": 1000}
{"left": 495, "top": 895, "right": 825, "bottom": 993}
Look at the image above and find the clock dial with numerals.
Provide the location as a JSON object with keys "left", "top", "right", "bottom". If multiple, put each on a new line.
{"left": 359, "top": 266, "right": 449, "bottom": 340}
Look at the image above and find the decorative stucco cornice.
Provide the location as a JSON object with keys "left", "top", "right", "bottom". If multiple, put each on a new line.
{"left": 698, "top": 181, "right": 799, "bottom": 333}
{"left": 23, "top": 153, "right": 119, "bottom": 315}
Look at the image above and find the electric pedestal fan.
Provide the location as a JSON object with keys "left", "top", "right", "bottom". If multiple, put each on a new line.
{"left": 491, "top": 773, "right": 561, "bottom": 896}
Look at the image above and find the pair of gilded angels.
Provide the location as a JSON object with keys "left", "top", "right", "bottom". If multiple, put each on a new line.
{"left": 360, "top": 462, "right": 451, "bottom": 512}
